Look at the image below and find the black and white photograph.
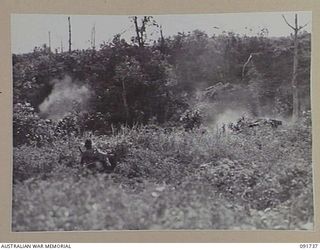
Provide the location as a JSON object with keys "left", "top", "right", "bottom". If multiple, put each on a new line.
{"left": 11, "top": 12, "right": 313, "bottom": 231}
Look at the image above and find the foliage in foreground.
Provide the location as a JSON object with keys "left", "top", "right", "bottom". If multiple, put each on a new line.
{"left": 12, "top": 119, "right": 313, "bottom": 231}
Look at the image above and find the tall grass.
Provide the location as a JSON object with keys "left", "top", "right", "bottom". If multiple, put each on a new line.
{"left": 12, "top": 122, "right": 313, "bottom": 231}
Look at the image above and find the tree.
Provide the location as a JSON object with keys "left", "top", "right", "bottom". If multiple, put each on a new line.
{"left": 282, "top": 14, "right": 308, "bottom": 122}
{"left": 91, "top": 24, "right": 96, "bottom": 50}
{"left": 131, "top": 16, "right": 157, "bottom": 48}
{"left": 114, "top": 57, "right": 143, "bottom": 122}
{"left": 48, "top": 31, "right": 51, "bottom": 53}
{"left": 68, "top": 16, "right": 72, "bottom": 53}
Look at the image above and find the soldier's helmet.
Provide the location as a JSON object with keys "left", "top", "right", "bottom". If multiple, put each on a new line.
{"left": 84, "top": 139, "right": 93, "bottom": 149}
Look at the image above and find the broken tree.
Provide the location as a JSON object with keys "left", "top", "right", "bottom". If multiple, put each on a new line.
{"left": 282, "top": 14, "right": 308, "bottom": 122}
{"left": 68, "top": 16, "right": 72, "bottom": 53}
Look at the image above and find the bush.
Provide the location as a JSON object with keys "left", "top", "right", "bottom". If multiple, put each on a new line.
{"left": 12, "top": 121, "right": 313, "bottom": 230}
{"left": 180, "top": 109, "right": 202, "bottom": 131}
{"left": 13, "top": 103, "right": 55, "bottom": 146}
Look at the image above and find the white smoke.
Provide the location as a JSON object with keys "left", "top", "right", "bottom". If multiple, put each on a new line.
{"left": 215, "top": 109, "right": 249, "bottom": 127}
{"left": 39, "top": 75, "right": 92, "bottom": 120}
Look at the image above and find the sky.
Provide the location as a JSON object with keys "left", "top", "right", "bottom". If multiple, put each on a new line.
{"left": 11, "top": 11, "right": 312, "bottom": 54}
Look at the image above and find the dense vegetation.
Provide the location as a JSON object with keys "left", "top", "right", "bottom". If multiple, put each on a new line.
{"left": 12, "top": 16, "right": 313, "bottom": 231}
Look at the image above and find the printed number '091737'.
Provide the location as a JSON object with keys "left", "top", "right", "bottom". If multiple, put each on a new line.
{"left": 300, "top": 244, "right": 318, "bottom": 248}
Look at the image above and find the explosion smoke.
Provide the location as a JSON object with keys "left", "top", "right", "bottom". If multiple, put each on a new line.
{"left": 215, "top": 109, "right": 249, "bottom": 127}
{"left": 39, "top": 75, "right": 92, "bottom": 120}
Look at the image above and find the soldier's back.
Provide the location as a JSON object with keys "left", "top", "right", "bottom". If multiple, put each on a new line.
{"left": 81, "top": 148, "right": 97, "bottom": 165}
{"left": 81, "top": 147, "right": 113, "bottom": 173}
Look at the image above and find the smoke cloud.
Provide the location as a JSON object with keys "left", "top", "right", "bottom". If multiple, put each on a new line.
{"left": 192, "top": 82, "right": 254, "bottom": 128}
{"left": 39, "top": 75, "right": 92, "bottom": 120}
{"left": 215, "top": 109, "right": 249, "bottom": 127}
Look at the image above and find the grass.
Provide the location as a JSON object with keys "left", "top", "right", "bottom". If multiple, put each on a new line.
{"left": 12, "top": 121, "right": 313, "bottom": 231}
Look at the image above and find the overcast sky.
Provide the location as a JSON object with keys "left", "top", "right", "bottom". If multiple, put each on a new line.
{"left": 11, "top": 11, "right": 311, "bottom": 54}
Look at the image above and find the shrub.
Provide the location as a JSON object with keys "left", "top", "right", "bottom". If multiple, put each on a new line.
{"left": 12, "top": 120, "right": 313, "bottom": 230}
{"left": 13, "top": 103, "right": 55, "bottom": 146}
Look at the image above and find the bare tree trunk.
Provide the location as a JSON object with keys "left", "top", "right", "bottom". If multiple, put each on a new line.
{"left": 121, "top": 79, "right": 129, "bottom": 121}
{"left": 68, "top": 16, "right": 72, "bottom": 53}
{"left": 133, "top": 16, "right": 149, "bottom": 48}
{"left": 48, "top": 31, "right": 51, "bottom": 53}
{"left": 242, "top": 53, "right": 253, "bottom": 79}
{"left": 292, "top": 15, "right": 299, "bottom": 122}
{"left": 91, "top": 24, "right": 96, "bottom": 50}
{"left": 133, "top": 16, "right": 143, "bottom": 48}
{"left": 282, "top": 13, "right": 308, "bottom": 122}
{"left": 160, "top": 25, "right": 165, "bottom": 53}
{"left": 60, "top": 40, "right": 63, "bottom": 53}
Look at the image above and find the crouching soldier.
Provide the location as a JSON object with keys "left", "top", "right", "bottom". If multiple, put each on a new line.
{"left": 79, "top": 139, "right": 113, "bottom": 173}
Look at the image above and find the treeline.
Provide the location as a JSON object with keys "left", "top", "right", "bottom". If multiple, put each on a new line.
{"left": 13, "top": 18, "right": 311, "bottom": 138}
